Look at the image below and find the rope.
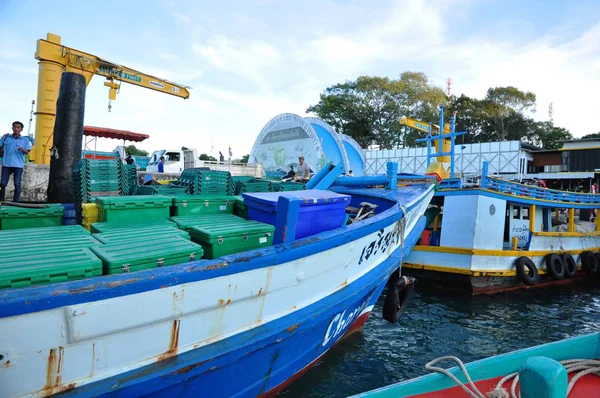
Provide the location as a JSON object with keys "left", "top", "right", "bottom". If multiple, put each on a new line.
{"left": 425, "top": 356, "right": 600, "bottom": 398}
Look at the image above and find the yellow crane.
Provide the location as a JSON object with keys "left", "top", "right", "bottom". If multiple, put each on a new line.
{"left": 33, "top": 33, "right": 191, "bottom": 164}
{"left": 399, "top": 116, "right": 451, "bottom": 162}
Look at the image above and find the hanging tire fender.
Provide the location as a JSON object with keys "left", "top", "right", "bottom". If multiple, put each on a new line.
{"left": 382, "top": 274, "right": 415, "bottom": 324}
{"left": 561, "top": 253, "right": 577, "bottom": 278}
{"left": 545, "top": 253, "right": 565, "bottom": 280}
{"left": 581, "top": 251, "right": 599, "bottom": 275}
{"left": 515, "top": 256, "right": 540, "bottom": 285}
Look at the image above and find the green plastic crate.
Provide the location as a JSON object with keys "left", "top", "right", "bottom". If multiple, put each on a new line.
{"left": 170, "top": 214, "right": 243, "bottom": 231}
{"left": 91, "top": 236, "right": 203, "bottom": 274}
{"left": 188, "top": 217, "right": 274, "bottom": 259}
{"left": 91, "top": 219, "right": 177, "bottom": 233}
{"left": 0, "top": 224, "right": 90, "bottom": 238}
{"left": 172, "top": 195, "right": 234, "bottom": 216}
{"left": 0, "top": 205, "right": 64, "bottom": 230}
{"left": 96, "top": 195, "right": 171, "bottom": 222}
{"left": 0, "top": 235, "right": 101, "bottom": 253}
{"left": 233, "top": 196, "right": 248, "bottom": 219}
{"left": 0, "top": 248, "right": 102, "bottom": 289}
{"left": 93, "top": 226, "right": 190, "bottom": 244}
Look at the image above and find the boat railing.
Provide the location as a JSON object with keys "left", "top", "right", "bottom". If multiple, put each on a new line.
{"left": 482, "top": 176, "right": 600, "bottom": 204}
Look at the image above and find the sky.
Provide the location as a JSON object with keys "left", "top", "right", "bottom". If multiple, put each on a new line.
{"left": 0, "top": 0, "right": 599, "bottom": 157}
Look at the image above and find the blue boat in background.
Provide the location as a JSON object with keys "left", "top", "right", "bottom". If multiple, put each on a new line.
{"left": 0, "top": 164, "right": 435, "bottom": 397}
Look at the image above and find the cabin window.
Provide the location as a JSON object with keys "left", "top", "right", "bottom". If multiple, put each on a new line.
{"left": 522, "top": 207, "right": 529, "bottom": 220}
{"left": 513, "top": 206, "right": 521, "bottom": 219}
{"left": 166, "top": 152, "right": 181, "bottom": 162}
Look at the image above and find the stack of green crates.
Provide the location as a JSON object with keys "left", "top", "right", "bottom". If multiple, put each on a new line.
{"left": 73, "top": 159, "right": 128, "bottom": 222}
{"left": 172, "top": 169, "right": 233, "bottom": 195}
{"left": 153, "top": 185, "right": 188, "bottom": 196}
{"left": 0, "top": 225, "right": 103, "bottom": 289}
{"left": 96, "top": 195, "right": 171, "bottom": 223}
{"left": 170, "top": 214, "right": 240, "bottom": 231}
{"left": 171, "top": 195, "right": 234, "bottom": 216}
{"left": 124, "top": 164, "right": 138, "bottom": 195}
{"left": 240, "top": 180, "right": 272, "bottom": 193}
{"left": 281, "top": 182, "right": 306, "bottom": 191}
{"left": 232, "top": 176, "right": 255, "bottom": 195}
{"left": 186, "top": 216, "right": 275, "bottom": 259}
{"left": 0, "top": 205, "right": 64, "bottom": 230}
{"left": 91, "top": 236, "right": 203, "bottom": 274}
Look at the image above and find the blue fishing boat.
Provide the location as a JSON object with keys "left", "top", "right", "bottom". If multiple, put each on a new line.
{"left": 352, "top": 332, "right": 600, "bottom": 398}
{"left": 0, "top": 165, "right": 435, "bottom": 397}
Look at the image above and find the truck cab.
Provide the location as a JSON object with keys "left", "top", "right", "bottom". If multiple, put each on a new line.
{"left": 146, "top": 149, "right": 198, "bottom": 173}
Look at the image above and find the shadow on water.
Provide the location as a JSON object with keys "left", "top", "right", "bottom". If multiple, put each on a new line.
{"left": 281, "top": 282, "right": 600, "bottom": 398}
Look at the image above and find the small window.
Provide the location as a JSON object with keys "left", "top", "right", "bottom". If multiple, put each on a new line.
{"left": 522, "top": 207, "right": 529, "bottom": 220}
{"left": 513, "top": 206, "right": 521, "bottom": 219}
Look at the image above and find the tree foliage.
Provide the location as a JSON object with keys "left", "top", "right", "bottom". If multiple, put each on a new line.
{"left": 124, "top": 145, "right": 148, "bottom": 157}
{"left": 198, "top": 153, "right": 217, "bottom": 161}
{"left": 582, "top": 132, "right": 600, "bottom": 139}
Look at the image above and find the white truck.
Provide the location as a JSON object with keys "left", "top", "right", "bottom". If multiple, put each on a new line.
{"left": 146, "top": 148, "right": 263, "bottom": 177}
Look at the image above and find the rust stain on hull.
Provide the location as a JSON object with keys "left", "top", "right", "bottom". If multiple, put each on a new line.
{"left": 157, "top": 319, "right": 181, "bottom": 362}
{"left": 43, "top": 346, "right": 75, "bottom": 395}
{"left": 287, "top": 324, "right": 299, "bottom": 332}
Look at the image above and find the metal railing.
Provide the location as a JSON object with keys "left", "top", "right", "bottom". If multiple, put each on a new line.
{"left": 482, "top": 176, "right": 600, "bottom": 204}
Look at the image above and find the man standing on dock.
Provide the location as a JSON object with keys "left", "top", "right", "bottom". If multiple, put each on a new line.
{"left": 0, "top": 122, "right": 32, "bottom": 202}
{"left": 295, "top": 156, "right": 310, "bottom": 182}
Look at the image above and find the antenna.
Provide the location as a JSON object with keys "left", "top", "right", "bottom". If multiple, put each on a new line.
{"left": 548, "top": 102, "right": 553, "bottom": 122}
{"left": 446, "top": 78, "right": 452, "bottom": 97}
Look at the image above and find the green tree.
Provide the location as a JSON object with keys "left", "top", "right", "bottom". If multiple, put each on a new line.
{"left": 199, "top": 153, "right": 217, "bottom": 161}
{"left": 525, "top": 121, "right": 573, "bottom": 149}
{"left": 124, "top": 145, "right": 148, "bottom": 156}
{"left": 581, "top": 132, "right": 600, "bottom": 139}
{"left": 307, "top": 72, "right": 446, "bottom": 149}
{"left": 483, "top": 86, "right": 536, "bottom": 141}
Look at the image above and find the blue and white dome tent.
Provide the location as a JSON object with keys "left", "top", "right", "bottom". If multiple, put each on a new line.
{"left": 249, "top": 113, "right": 365, "bottom": 176}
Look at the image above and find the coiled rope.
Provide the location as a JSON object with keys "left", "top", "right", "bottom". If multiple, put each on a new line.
{"left": 425, "top": 356, "right": 600, "bottom": 398}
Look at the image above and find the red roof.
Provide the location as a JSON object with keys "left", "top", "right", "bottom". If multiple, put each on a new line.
{"left": 83, "top": 126, "right": 149, "bottom": 142}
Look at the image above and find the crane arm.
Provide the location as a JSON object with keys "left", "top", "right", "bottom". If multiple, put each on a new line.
{"left": 399, "top": 117, "right": 449, "bottom": 134}
{"left": 35, "top": 34, "right": 191, "bottom": 101}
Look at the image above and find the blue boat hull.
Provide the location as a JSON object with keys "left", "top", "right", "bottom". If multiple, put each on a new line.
{"left": 56, "top": 216, "right": 426, "bottom": 398}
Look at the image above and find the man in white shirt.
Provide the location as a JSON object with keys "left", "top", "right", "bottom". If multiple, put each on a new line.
{"left": 295, "top": 156, "right": 310, "bottom": 182}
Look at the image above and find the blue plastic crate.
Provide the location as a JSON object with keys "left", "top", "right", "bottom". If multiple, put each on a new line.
{"left": 61, "top": 203, "right": 78, "bottom": 225}
{"left": 242, "top": 190, "right": 350, "bottom": 239}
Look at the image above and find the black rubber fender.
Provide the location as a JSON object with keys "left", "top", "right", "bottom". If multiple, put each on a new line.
{"left": 561, "top": 253, "right": 577, "bottom": 278}
{"left": 382, "top": 274, "right": 415, "bottom": 323}
{"left": 515, "top": 256, "right": 540, "bottom": 285}
{"left": 545, "top": 253, "right": 565, "bottom": 280}
{"left": 581, "top": 251, "right": 599, "bottom": 275}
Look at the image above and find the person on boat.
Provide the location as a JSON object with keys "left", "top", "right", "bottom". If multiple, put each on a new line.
{"left": 347, "top": 170, "right": 354, "bottom": 177}
{"left": 125, "top": 152, "right": 135, "bottom": 165}
{"left": 158, "top": 156, "right": 165, "bottom": 173}
{"left": 0, "top": 121, "right": 32, "bottom": 202}
{"left": 295, "top": 156, "right": 310, "bottom": 182}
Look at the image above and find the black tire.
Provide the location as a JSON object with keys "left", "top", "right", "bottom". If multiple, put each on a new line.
{"left": 581, "top": 251, "right": 599, "bottom": 275}
{"left": 515, "top": 256, "right": 540, "bottom": 285}
{"left": 382, "top": 275, "right": 415, "bottom": 323}
{"left": 561, "top": 253, "right": 577, "bottom": 278}
{"left": 545, "top": 253, "right": 565, "bottom": 280}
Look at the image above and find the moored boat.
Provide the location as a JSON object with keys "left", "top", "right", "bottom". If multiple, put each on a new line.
{"left": 351, "top": 332, "right": 600, "bottom": 398}
{"left": 0, "top": 165, "right": 435, "bottom": 397}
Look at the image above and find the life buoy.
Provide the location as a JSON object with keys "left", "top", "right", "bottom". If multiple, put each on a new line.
{"left": 545, "top": 253, "right": 565, "bottom": 280}
{"left": 515, "top": 256, "right": 539, "bottom": 285}
{"left": 561, "top": 253, "right": 577, "bottom": 278}
{"left": 382, "top": 272, "right": 415, "bottom": 323}
{"left": 581, "top": 251, "right": 599, "bottom": 275}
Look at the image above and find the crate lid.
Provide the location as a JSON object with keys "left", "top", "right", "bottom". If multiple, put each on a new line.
{"left": 91, "top": 219, "right": 177, "bottom": 233}
{"left": 188, "top": 218, "right": 274, "bottom": 241}
{"left": 0, "top": 235, "right": 100, "bottom": 253}
{"left": 170, "top": 214, "right": 242, "bottom": 230}
{"left": 0, "top": 248, "right": 101, "bottom": 289}
{"left": 0, "top": 205, "right": 64, "bottom": 217}
{"left": 172, "top": 195, "right": 233, "bottom": 205}
{"left": 0, "top": 224, "right": 89, "bottom": 238}
{"left": 94, "top": 228, "right": 190, "bottom": 244}
{"left": 242, "top": 189, "right": 350, "bottom": 208}
{"left": 90, "top": 236, "right": 203, "bottom": 269}
{"left": 95, "top": 195, "right": 172, "bottom": 207}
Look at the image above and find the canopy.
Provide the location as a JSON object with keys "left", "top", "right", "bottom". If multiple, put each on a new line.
{"left": 83, "top": 126, "right": 149, "bottom": 142}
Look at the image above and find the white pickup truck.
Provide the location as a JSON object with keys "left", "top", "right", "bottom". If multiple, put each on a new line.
{"left": 146, "top": 148, "right": 263, "bottom": 177}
